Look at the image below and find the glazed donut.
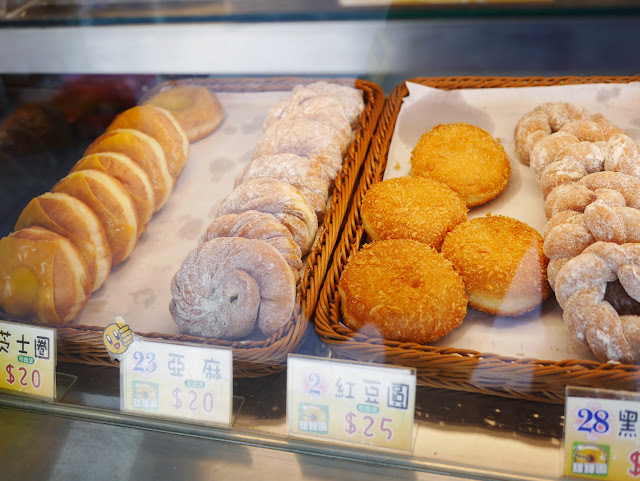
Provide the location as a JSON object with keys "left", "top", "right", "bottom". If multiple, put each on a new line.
{"left": 264, "top": 90, "right": 352, "bottom": 153}
{"left": 235, "top": 154, "right": 332, "bottom": 221}
{"left": 15, "top": 192, "right": 112, "bottom": 293}
{"left": 514, "top": 102, "right": 589, "bottom": 165}
{"left": 0, "top": 226, "right": 91, "bottom": 324}
{"left": 554, "top": 241, "right": 640, "bottom": 363}
{"left": 84, "top": 128, "right": 174, "bottom": 212}
{"left": 252, "top": 118, "right": 345, "bottom": 178}
{"left": 71, "top": 152, "right": 155, "bottom": 232}
{"left": 215, "top": 177, "right": 318, "bottom": 255}
{"left": 198, "top": 210, "right": 303, "bottom": 283}
{"left": 410, "top": 123, "right": 511, "bottom": 207}
{"left": 145, "top": 85, "right": 225, "bottom": 143}
{"left": 51, "top": 170, "right": 139, "bottom": 266}
{"left": 361, "top": 176, "right": 467, "bottom": 250}
{"left": 441, "top": 215, "right": 549, "bottom": 316}
{"left": 106, "top": 105, "right": 189, "bottom": 180}
{"left": 293, "top": 81, "right": 364, "bottom": 128}
{"left": 170, "top": 237, "right": 297, "bottom": 339}
{"left": 338, "top": 239, "right": 467, "bottom": 344}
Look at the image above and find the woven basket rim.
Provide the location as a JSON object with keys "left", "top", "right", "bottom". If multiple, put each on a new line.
{"left": 314, "top": 75, "right": 640, "bottom": 402}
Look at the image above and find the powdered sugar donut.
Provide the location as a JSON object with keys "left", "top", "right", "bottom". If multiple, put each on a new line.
{"left": 216, "top": 177, "right": 318, "bottom": 255}
{"left": 554, "top": 241, "right": 640, "bottom": 363}
{"left": 170, "top": 237, "right": 296, "bottom": 339}
{"left": 514, "top": 102, "right": 589, "bottom": 165}
{"left": 293, "top": 81, "right": 364, "bottom": 128}
{"left": 199, "top": 210, "right": 303, "bottom": 283}
{"left": 252, "top": 118, "right": 344, "bottom": 177}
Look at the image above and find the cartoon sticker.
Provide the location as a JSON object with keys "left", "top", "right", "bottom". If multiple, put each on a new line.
{"left": 103, "top": 315, "right": 134, "bottom": 360}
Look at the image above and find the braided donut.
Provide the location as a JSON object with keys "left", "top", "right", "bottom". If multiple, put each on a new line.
{"left": 543, "top": 172, "right": 640, "bottom": 289}
{"left": 169, "top": 237, "right": 297, "bottom": 339}
{"left": 514, "top": 102, "right": 589, "bottom": 165}
{"left": 554, "top": 241, "right": 640, "bottom": 363}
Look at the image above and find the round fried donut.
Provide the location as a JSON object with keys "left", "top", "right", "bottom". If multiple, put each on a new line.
{"left": 0, "top": 226, "right": 91, "bottom": 324}
{"left": 15, "top": 192, "right": 112, "bottom": 293}
{"left": 170, "top": 237, "right": 296, "bottom": 340}
{"left": 338, "top": 239, "right": 467, "bottom": 344}
{"left": 554, "top": 241, "right": 640, "bottom": 363}
{"left": 410, "top": 123, "right": 511, "bottom": 207}
{"left": 441, "top": 215, "right": 550, "bottom": 316}
{"left": 145, "top": 86, "right": 224, "bottom": 143}
{"left": 361, "top": 176, "right": 467, "bottom": 250}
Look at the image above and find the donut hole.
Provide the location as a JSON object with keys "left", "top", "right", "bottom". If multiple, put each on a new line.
{"left": 410, "top": 278, "right": 421, "bottom": 289}
{"left": 229, "top": 294, "right": 239, "bottom": 304}
{"left": 605, "top": 280, "right": 640, "bottom": 316}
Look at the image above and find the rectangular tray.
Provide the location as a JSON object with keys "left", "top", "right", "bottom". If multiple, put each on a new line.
{"left": 5, "top": 76, "right": 385, "bottom": 378}
{"left": 314, "top": 75, "right": 640, "bottom": 404}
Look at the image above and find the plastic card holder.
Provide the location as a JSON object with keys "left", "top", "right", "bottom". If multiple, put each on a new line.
{"left": 120, "top": 337, "right": 233, "bottom": 427}
{"left": 0, "top": 320, "right": 56, "bottom": 401}
{"left": 564, "top": 385, "right": 640, "bottom": 480}
{"left": 287, "top": 354, "right": 416, "bottom": 452}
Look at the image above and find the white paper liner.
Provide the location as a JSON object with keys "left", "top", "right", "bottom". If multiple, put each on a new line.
{"left": 382, "top": 80, "right": 640, "bottom": 362}
{"left": 72, "top": 91, "right": 292, "bottom": 337}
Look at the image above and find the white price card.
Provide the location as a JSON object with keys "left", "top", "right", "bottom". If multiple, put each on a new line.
{"left": 121, "top": 338, "right": 233, "bottom": 427}
{"left": 287, "top": 354, "right": 416, "bottom": 451}
{"left": 0, "top": 320, "right": 56, "bottom": 401}
{"left": 564, "top": 386, "right": 640, "bottom": 480}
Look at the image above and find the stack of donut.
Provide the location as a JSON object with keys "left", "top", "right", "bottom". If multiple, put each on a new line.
{"left": 0, "top": 85, "right": 225, "bottom": 326}
{"left": 169, "top": 81, "right": 364, "bottom": 341}
{"left": 515, "top": 102, "right": 640, "bottom": 363}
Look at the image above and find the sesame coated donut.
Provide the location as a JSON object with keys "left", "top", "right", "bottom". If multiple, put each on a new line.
{"left": 441, "top": 215, "right": 550, "bottom": 317}
{"left": 338, "top": 239, "right": 467, "bottom": 344}
{"left": 361, "top": 176, "right": 467, "bottom": 250}
{"left": 410, "top": 123, "right": 511, "bottom": 207}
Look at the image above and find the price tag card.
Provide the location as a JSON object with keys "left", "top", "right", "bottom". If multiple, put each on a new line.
{"left": 0, "top": 320, "right": 56, "bottom": 401}
{"left": 287, "top": 354, "right": 416, "bottom": 452}
{"left": 121, "top": 338, "right": 233, "bottom": 427}
{"left": 564, "top": 386, "right": 640, "bottom": 480}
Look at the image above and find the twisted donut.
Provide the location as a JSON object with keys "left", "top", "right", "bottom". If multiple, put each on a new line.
{"left": 251, "top": 118, "right": 345, "bottom": 177}
{"left": 198, "top": 210, "right": 302, "bottom": 283}
{"left": 216, "top": 177, "right": 318, "bottom": 255}
{"left": 514, "top": 102, "right": 589, "bottom": 165}
{"left": 543, "top": 172, "right": 640, "bottom": 290}
{"left": 263, "top": 90, "right": 352, "bottom": 153}
{"left": 293, "top": 81, "right": 364, "bottom": 128}
{"left": 169, "top": 237, "right": 297, "bottom": 339}
{"left": 235, "top": 153, "right": 333, "bottom": 221}
{"left": 554, "top": 241, "right": 640, "bottom": 363}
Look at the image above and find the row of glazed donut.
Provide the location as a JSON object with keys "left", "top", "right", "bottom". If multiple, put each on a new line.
{"left": 0, "top": 103, "right": 190, "bottom": 325}
{"left": 169, "top": 82, "right": 365, "bottom": 342}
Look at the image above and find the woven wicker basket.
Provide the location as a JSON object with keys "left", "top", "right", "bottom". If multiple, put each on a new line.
{"left": 314, "top": 76, "right": 640, "bottom": 404}
{"left": 4, "top": 77, "right": 385, "bottom": 378}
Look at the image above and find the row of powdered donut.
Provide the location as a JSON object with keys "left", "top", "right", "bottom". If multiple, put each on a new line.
{"left": 168, "top": 82, "right": 365, "bottom": 341}
{"left": 0, "top": 103, "right": 190, "bottom": 326}
{"left": 514, "top": 102, "right": 640, "bottom": 199}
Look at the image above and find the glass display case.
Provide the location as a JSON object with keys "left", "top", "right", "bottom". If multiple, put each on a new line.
{"left": 2, "top": 2, "right": 640, "bottom": 480}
